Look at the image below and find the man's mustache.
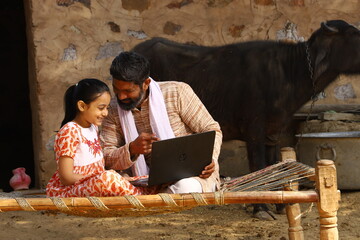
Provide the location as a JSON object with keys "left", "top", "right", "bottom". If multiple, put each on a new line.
{"left": 119, "top": 98, "right": 132, "bottom": 103}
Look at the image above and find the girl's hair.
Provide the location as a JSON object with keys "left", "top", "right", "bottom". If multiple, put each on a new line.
{"left": 61, "top": 78, "right": 110, "bottom": 128}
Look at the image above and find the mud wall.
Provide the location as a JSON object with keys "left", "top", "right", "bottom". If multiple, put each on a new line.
{"left": 24, "top": 0, "right": 360, "bottom": 187}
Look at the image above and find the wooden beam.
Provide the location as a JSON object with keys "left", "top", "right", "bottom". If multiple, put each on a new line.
{"left": 297, "top": 104, "right": 360, "bottom": 114}
{"left": 0, "top": 191, "right": 319, "bottom": 212}
{"left": 318, "top": 112, "right": 360, "bottom": 121}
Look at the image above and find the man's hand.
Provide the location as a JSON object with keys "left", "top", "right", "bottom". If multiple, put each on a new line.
{"left": 199, "top": 161, "right": 215, "bottom": 179}
{"left": 129, "top": 132, "right": 159, "bottom": 156}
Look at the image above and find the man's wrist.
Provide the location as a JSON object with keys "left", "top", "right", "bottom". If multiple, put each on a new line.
{"left": 128, "top": 142, "right": 139, "bottom": 161}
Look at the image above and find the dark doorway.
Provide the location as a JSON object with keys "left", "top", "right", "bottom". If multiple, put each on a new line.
{"left": 0, "top": 1, "right": 34, "bottom": 192}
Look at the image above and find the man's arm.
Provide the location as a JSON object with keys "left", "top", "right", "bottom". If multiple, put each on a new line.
{"left": 100, "top": 101, "right": 136, "bottom": 170}
{"left": 177, "top": 83, "right": 223, "bottom": 177}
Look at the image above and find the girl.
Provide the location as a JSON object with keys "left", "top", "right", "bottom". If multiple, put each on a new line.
{"left": 46, "top": 78, "right": 158, "bottom": 197}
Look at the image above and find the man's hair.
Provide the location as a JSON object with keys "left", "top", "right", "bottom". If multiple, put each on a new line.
{"left": 110, "top": 51, "right": 150, "bottom": 85}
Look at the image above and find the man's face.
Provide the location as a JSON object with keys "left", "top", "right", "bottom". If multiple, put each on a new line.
{"left": 112, "top": 79, "right": 146, "bottom": 110}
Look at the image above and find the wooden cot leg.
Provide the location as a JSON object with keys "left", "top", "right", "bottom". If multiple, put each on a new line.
{"left": 316, "top": 160, "right": 340, "bottom": 240}
{"left": 281, "top": 147, "right": 304, "bottom": 240}
{"left": 286, "top": 201, "right": 304, "bottom": 240}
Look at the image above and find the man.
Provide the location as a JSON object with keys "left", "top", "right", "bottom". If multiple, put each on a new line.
{"left": 101, "top": 51, "right": 222, "bottom": 193}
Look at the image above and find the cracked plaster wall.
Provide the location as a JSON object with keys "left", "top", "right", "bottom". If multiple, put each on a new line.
{"left": 24, "top": 0, "right": 360, "bottom": 187}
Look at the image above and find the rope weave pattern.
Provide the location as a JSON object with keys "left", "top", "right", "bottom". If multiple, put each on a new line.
{"left": 50, "top": 197, "right": 70, "bottom": 211}
{"left": 87, "top": 196, "right": 109, "bottom": 211}
{"left": 214, "top": 191, "right": 225, "bottom": 205}
{"left": 191, "top": 193, "right": 208, "bottom": 205}
{"left": 124, "top": 195, "right": 145, "bottom": 209}
{"left": 15, "top": 198, "right": 36, "bottom": 211}
{"left": 158, "top": 193, "right": 179, "bottom": 207}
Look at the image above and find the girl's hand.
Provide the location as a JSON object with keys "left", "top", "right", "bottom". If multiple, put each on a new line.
{"left": 199, "top": 161, "right": 215, "bottom": 179}
{"left": 58, "top": 156, "right": 87, "bottom": 186}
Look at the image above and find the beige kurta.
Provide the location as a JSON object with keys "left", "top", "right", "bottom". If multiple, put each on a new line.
{"left": 100, "top": 81, "right": 222, "bottom": 192}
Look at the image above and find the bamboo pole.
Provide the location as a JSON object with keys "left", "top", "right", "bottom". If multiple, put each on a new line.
{"left": 0, "top": 191, "right": 318, "bottom": 212}
{"left": 316, "top": 160, "right": 340, "bottom": 240}
{"left": 281, "top": 147, "right": 304, "bottom": 240}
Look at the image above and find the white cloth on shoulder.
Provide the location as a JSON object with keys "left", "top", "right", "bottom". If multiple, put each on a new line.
{"left": 117, "top": 78, "right": 175, "bottom": 176}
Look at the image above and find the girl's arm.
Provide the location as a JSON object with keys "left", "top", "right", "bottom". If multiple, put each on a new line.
{"left": 58, "top": 156, "right": 87, "bottom": 186}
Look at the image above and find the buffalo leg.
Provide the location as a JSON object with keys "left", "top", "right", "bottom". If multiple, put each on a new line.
{"left": 266, "top": 143, "right": 286, "bottom": 213}
{"left": 265, "top": 143, "right": 280, "bottom": 166}
{"left": 247, "top": 142, "right": 276, "bottom": 220}
{"left": 247, "top": 142, "right": 267, "bottom": 172}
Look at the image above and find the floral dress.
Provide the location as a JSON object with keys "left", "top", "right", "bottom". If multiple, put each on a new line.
{"left": 46, "top": 122, "right": 158, "bottom": 197}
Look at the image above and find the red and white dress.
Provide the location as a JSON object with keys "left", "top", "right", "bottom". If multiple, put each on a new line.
{"left": 46, "top": 122, "right": 158, "bottom": 197}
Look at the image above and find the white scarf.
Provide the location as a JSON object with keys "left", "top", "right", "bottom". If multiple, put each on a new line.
{"left": 117, "top": 78, "right": 175, "bottom": 176}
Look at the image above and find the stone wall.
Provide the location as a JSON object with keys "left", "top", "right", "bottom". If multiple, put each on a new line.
{"left": 24, "top": 0, "right": 360, "bottom": 187}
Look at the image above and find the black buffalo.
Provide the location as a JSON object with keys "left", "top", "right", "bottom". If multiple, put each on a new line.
{"left": 133, "top": 20, "right": 360, "bottom": 174}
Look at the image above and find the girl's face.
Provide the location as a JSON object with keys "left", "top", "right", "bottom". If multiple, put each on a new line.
{"left": 76, "top": 91, "right": 111, "bottom": 127}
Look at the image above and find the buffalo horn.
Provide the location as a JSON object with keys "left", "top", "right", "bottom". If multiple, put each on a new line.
{"left": 321, "top": 22, "right": 339, "bottom": 33}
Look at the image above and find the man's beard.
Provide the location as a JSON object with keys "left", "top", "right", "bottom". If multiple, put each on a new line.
{"left": 117, "top": 87, "right": 145, "bottom": 111}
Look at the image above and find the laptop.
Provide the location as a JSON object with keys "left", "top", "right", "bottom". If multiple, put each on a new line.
{"left": 131, "top": 131, "right": 216, "bottom": 187}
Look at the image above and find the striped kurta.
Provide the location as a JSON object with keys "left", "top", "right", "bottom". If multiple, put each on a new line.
{"left": 100, "top": 81, "right": 222, "bottom": 192}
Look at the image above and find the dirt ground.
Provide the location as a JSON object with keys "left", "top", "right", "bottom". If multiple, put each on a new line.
{"left": 0, "top": 190, "right": 359, "bottom": 240}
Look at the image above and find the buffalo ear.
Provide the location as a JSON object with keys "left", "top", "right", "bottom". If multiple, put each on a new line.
{"left": 314, "top": 48, "right": 329, "bottom": 80}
